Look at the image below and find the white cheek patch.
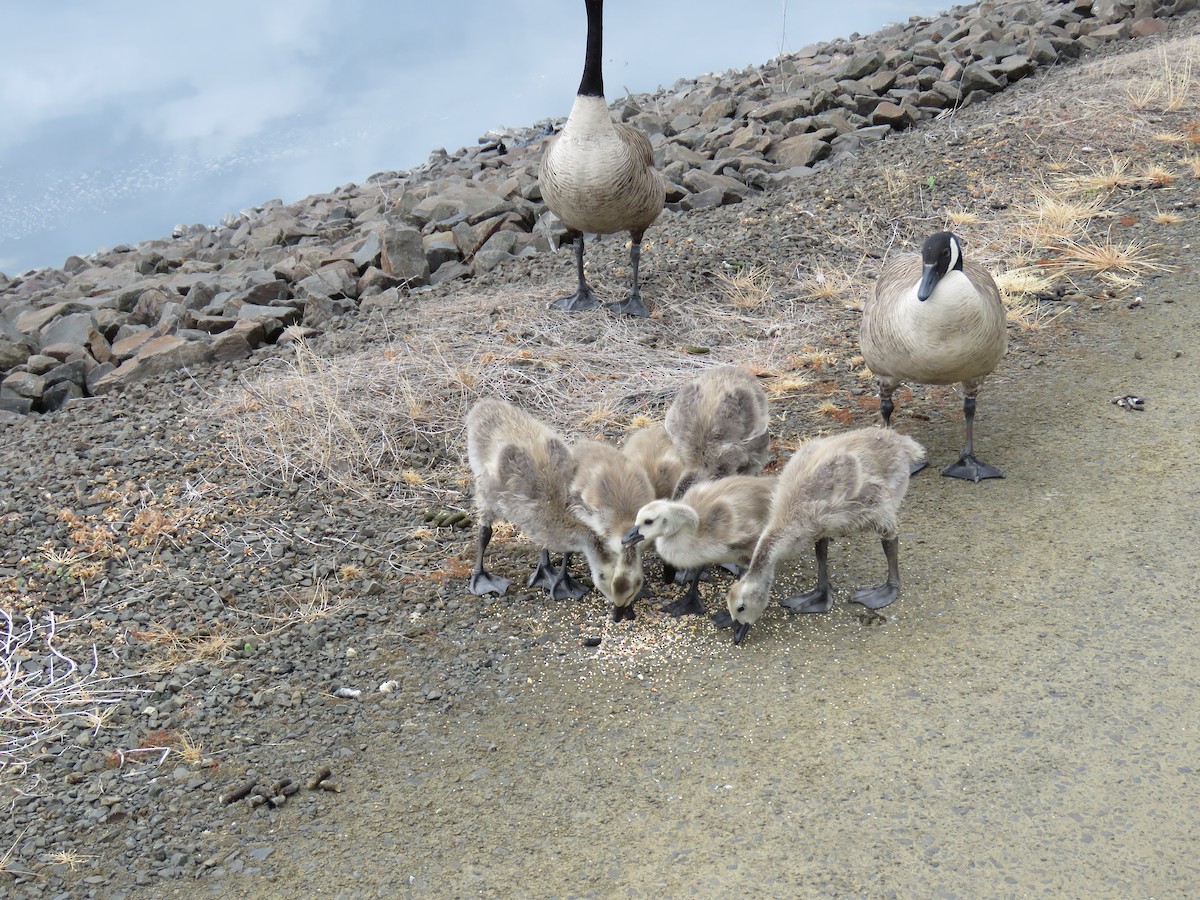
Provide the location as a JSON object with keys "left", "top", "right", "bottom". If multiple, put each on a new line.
{"left": 947, "top": 236, "right": 961, "bottom": 272}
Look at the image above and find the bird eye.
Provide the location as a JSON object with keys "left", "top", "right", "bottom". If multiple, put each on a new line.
{"left": 737, "top": 604, "right": 745, "bottom": 613}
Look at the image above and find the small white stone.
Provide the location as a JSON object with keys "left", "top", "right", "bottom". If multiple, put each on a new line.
{"left": 379, "top": 680, "right": 399, "bottom": 694}
{"left": 345, "top": 648, "right": 358, "bottom": 658}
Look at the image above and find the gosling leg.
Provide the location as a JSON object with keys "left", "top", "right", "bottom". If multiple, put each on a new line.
{"left": 661, "top": 567, "right": 706, "bottom": 617}
{"left": 851, "top": 537, "right": 901, "bottom": 609}
{"left": 550, "top": 233, "right": 601, "bottom": 312}
{"left": 526, "top": 548, "right": 559, "bottom": 593}
{"left": 780, "top": 538, "right": 834, "bottom": 614}
{"left": 942, "top": 394, "right": 1004, "bottom": 482}
{"left": 606, "top": 233, "right": 651, "bottom": 318}
{"left": 469, "top": 523, "right": 511, "bottom": 596}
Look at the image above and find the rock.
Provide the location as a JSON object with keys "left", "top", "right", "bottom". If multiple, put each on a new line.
{"left": 1, "top": 371, "right": 45, "bottom": 400}
{"left": 836, "top": 50, "right": 885, "bottom": 80}
{"left": 0, "top": 339, "right": 31, "bottom": 371}
{"left": 768, "top": 134, "right": 831, "bottom": 167}
{"left": 680, "top": 170, "right": 752, "bottom": 202}
{"left": 960, "top": 63, "right": 1005, "bottom": 94}
{"left": 379, "top": 226, "right": 431, "bottom": 286}
{"left": 870, "top": 101, "right": 919, "bottom": 129}
{"left": 1131, "top": 17, "right": 1168, "bottom": 35}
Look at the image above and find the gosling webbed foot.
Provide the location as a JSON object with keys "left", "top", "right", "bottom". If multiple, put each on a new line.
{"left": 718, "top": 562, "right": 744, "bottom": 578}
{"left": 909, "top": 459, "right": 929, "bottom": 477}
{"left": 779, "top": 583, "right": 834, "bottom": 614}
{"left": 941, "top": 453, "right": 1003, "bottom": 482}
{"left": 605, "top": 293, "right": 650, "bottom": 318}
{"left": 851, "top": 581, "right": 899, "bottom": 610}
{"left": 612, "top": 603, "right": 636, "bottom": 622}
{"left": 550, "top": 570, "right": 591, "bottom": 601}
{"left": 470, "top": 571, "right": 511, "bottom": 597}
{"left": 526, "top": 558, "right": 559, "bottom": 593}
{"left": 550, "top": 286, "right": 601, "bottom": 313}
{"left": 661, "top": 589, "right": 706, "bottom": 617}
{"left": 711, "top": 610, "right": 734, "bottom": 629}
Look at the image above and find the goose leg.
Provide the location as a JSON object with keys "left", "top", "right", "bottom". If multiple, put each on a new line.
{"left": 550, "top": 233, "right": 601, "bottom": 312}
{"left": 526, "top": 548, "right": 559, "bottom": 593}
{"left": 879, "top": 382, "right": 927, "bottom": 476}
{"left": 469, "top": 523, "right": 511, "bottom": 596}
{"left": 662, "top": 567, "right": 706, "bottom": 617}
{"left": 549, "top": 552, "right": 591, "bottom": 601}
{"left": 780, "top": 538, "right": 834, "bottom": 614}
{"left": 942, "top": 394, "right": 1004, "bottom": 482}
{"left": 851, "top": 537, "right": 901, "bottom": 609}
{"left": 661, "top": 561, "right": 678, "bottom": 585}
{"left": 606, "top": 233, "right": 651, "bottom": 318}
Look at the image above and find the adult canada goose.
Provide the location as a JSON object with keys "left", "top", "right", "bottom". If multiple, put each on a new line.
{"left": 665, "top": 366, "right": 771, "bottom": 500}
{"left": 621, "top": 423, "right": 683, "bottom": 500}
{"left": 719, "top": 428, "right": 925, "bottom": 646}
{"left": 539, "top": 0, "right": 665, "bottom": 318}
{"left": 860, "top": 231, "right": 1007, "bottom": 482}
{"left": 570, "top": 439, "right": 654, "bottom": 621}
{"left": 465, "top": 398, "right": 614, "bottom": 603}
{"left": 623, "top": 474, "right": 775, "bottom": 617}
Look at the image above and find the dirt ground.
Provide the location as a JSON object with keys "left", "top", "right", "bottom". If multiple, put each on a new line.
{"left": 184, "top": 254, "right": 1197, "bottom": 899}
{"left": 101, "top": 28, "right": 1200, "bottom": 900}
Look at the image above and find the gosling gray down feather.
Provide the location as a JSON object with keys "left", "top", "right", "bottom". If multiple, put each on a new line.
{"left": 860, "top": 231, "right": 1007, "bottom": 481}
{"left": 621, "top": 423, "right": 683, "bottom": 499}
{"left": 570, "top": 439, "right": 655, "bottom": 620}
{"left": 724, "top": 428, "right": 925, "bottom": 645}
{"left": 465, "top": 398, "right": 610, "bottom": 599}
{"left": 627, "top": 474, "right": 776, "bottom": 574}
{"left": 664, "top": 366, "right": 771, "bottom": 499}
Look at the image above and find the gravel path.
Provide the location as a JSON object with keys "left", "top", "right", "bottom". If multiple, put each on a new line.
{"left": 2, "top": 16, "right": 1199, "bottom": 900}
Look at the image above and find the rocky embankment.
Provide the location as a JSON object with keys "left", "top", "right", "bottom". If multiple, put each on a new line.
{"left": 0, "top": 0, "right": 1189, "bottom": 418}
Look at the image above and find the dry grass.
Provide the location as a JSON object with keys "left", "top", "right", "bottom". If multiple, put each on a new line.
{"left": 945, "top": 208, "right": 984, "bottom": 228}
{"left": 715, "top": 264, "right": 773, "bottom": 309}
{"left": 1011, "top": 187, "right": 1106, "bottom": 247}
{"left": 1055, "top": 155, "right": 1142, "bottom": 195}
{"left": 1126, "top": 47, "right": 1195, "bottom": 113}
{"left": 1045, "top": 234, "right": 1169, "bottom": 285}
{"left": 995, "top": 267, "right": 1069, "bottom": 331}
{"left": 793, "top": 262, "right": 858, "bottom": 305}
{"left": 1, "top": 610, "right": 142, "bottom": 777}
{"left": 215, "top": 284, "right": 819, "bottom": 505}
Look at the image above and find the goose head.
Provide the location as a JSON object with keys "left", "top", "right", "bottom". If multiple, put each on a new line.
{"left": 622, "top": 499, "right": 698, "bottom": 547}
{"left": 917, "top": 231, "right": 963, "bottom": 301}
{"left": 725, "top": 575, "right": 771, "bottom": 646}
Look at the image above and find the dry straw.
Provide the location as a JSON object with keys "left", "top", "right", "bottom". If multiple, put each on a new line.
{"left": 215, "top": 283, "right": 820, "bottom": 506}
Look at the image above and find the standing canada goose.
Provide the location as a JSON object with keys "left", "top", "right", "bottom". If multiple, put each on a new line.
{"left": 539, "top": 0, "right": 665, "bottom": 318}
{"left": 720, "top": 428, "right": 925, "bottom": 646}
{"left": 621, "top": 423, "right": 683, "bottom": 500}
{"left": 622, "top": 474, "right": 775, "bottom": 617}
{"left": 861, "top": 231, "right": 1007, "bottom": 482}
{"left": 569, "top": 439, "right": 654, "bottom": 621}
{"left": 665, "top": 366, "right": 771, "bottom": 500}
{"left": 465, "top": 398, "right": 613, "bottom": 602}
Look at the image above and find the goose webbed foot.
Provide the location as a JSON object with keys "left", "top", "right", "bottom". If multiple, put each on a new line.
{"left": 470, "top": 571, "right": 511, "bottom": 596}
{"left": 779, "top": 583, "right": 834, "bottom": 614}
{"left": 909, "top": 459, "right": 929, "bottom": 477}
{"left": 605, "top": 292, "right": 650, "bottom": 318}
{"left": 661, "top": 588, "right": 706, "bottom": 617}
{"left": 550, "top": 285, "right": 601, "bottom": 313}
{"left": 941, "top": 453, "right": 1003, "bottom": 482}
{"left": 711, "top": 610, "right": 733, "bottom": 629}
{"left": 851, "top": 581, "right": 899, "bottom": 610}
